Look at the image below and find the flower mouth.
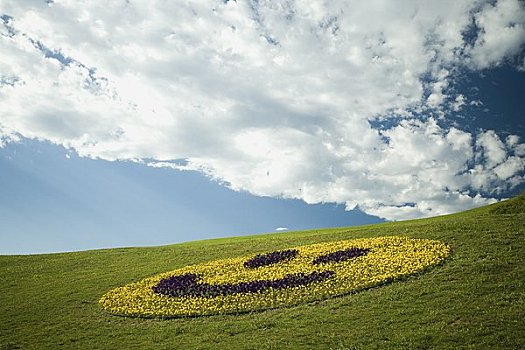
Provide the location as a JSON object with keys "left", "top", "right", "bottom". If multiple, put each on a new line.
{"left": 153, "top": 270, "right": 334, "bottom": 298}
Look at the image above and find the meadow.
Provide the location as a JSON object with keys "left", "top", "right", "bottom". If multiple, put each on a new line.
{"left": 1, "top": 193, "right": 524, "bottom": 349}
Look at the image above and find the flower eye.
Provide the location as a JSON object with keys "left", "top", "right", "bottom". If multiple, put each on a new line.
{"left": 312, "top": 247, "right": 370, "bottom": 265}
{"left": 243, "top": 249, "right": 299, "bottom": 268}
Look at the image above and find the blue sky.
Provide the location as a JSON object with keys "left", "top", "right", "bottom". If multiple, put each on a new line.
{"left": 1, "top": 0, "right": 525, "bottom": 254}
{"left": 0, "top": 139, "right": 381, "bottom": 254}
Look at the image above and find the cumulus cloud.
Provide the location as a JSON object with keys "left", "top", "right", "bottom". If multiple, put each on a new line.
{"left": 1, "top": 0, "right": 524, "bottom": 220}
{"left": 468, "top": 0, "right": 525, "bottom": 69}
{"left": 451, "top": 94, "right": 466, "bottom": 112}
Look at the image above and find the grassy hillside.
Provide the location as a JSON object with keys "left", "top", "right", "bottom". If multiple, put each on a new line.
{"left": 1, "top": 193, "right": 524, "bottom": 349}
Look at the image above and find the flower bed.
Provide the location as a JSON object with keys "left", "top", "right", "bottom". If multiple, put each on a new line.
{"left": 99, "top": 236, "right": 450, "bottom": 318}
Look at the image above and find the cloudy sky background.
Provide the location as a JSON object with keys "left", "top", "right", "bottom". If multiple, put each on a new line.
{"left": 1, "top": 0, "right": 525, "bottom": 254}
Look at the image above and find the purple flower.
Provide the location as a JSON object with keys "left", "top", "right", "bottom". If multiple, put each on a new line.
{"left": 312, "top": 247, "right": 370, "bottom": 265}
{"left": 243, "top": 249, "right": 299, "bottom": 268}
{"left": 153, "top": 270, "right": 334, "bottom": 298}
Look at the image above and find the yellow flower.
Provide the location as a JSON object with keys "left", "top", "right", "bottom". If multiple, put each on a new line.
{"left": 99, "top": 236, "right": 450, "bottom": 318}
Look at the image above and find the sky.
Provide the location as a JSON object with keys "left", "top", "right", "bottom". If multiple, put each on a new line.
{"left": 1, "top": 0, "right": 524, "bottom": 254}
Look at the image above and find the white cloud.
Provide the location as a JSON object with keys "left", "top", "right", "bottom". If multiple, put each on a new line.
{"left": 275, "top": 227, "right": 289, "bottom": 231}
{"left": 452, "top": 94, "right": 466, "bottom": 112}
{"left": 468, "top": 0, "right": 525, "bottom": 69}
{"left": 426, "top": 69, "right": 450, "bottom": 109}
{"left": 494, "top": 156, "right": 525, "bottom": 181}
{"left": 476, "top": 130, "right": 508, "bottom": 169}
{"left": 1, "top": 0, "right": 524, "bottom": 221}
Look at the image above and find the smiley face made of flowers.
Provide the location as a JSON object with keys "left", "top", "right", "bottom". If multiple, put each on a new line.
{"left": 99, "top": 236, "right": 450, "bottom": 318}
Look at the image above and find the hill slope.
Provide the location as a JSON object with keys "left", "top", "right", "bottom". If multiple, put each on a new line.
{"left": 1, "top": 193, "right": 524, "bottom": 349}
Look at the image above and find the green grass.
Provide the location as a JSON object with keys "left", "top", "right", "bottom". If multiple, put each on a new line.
{"left": 1, "top": 193, "right": 524, "bottom": 349}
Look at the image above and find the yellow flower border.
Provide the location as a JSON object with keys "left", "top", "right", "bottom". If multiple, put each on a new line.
{"left": 99, "top": 236, "right": 450, "bottom": 318}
